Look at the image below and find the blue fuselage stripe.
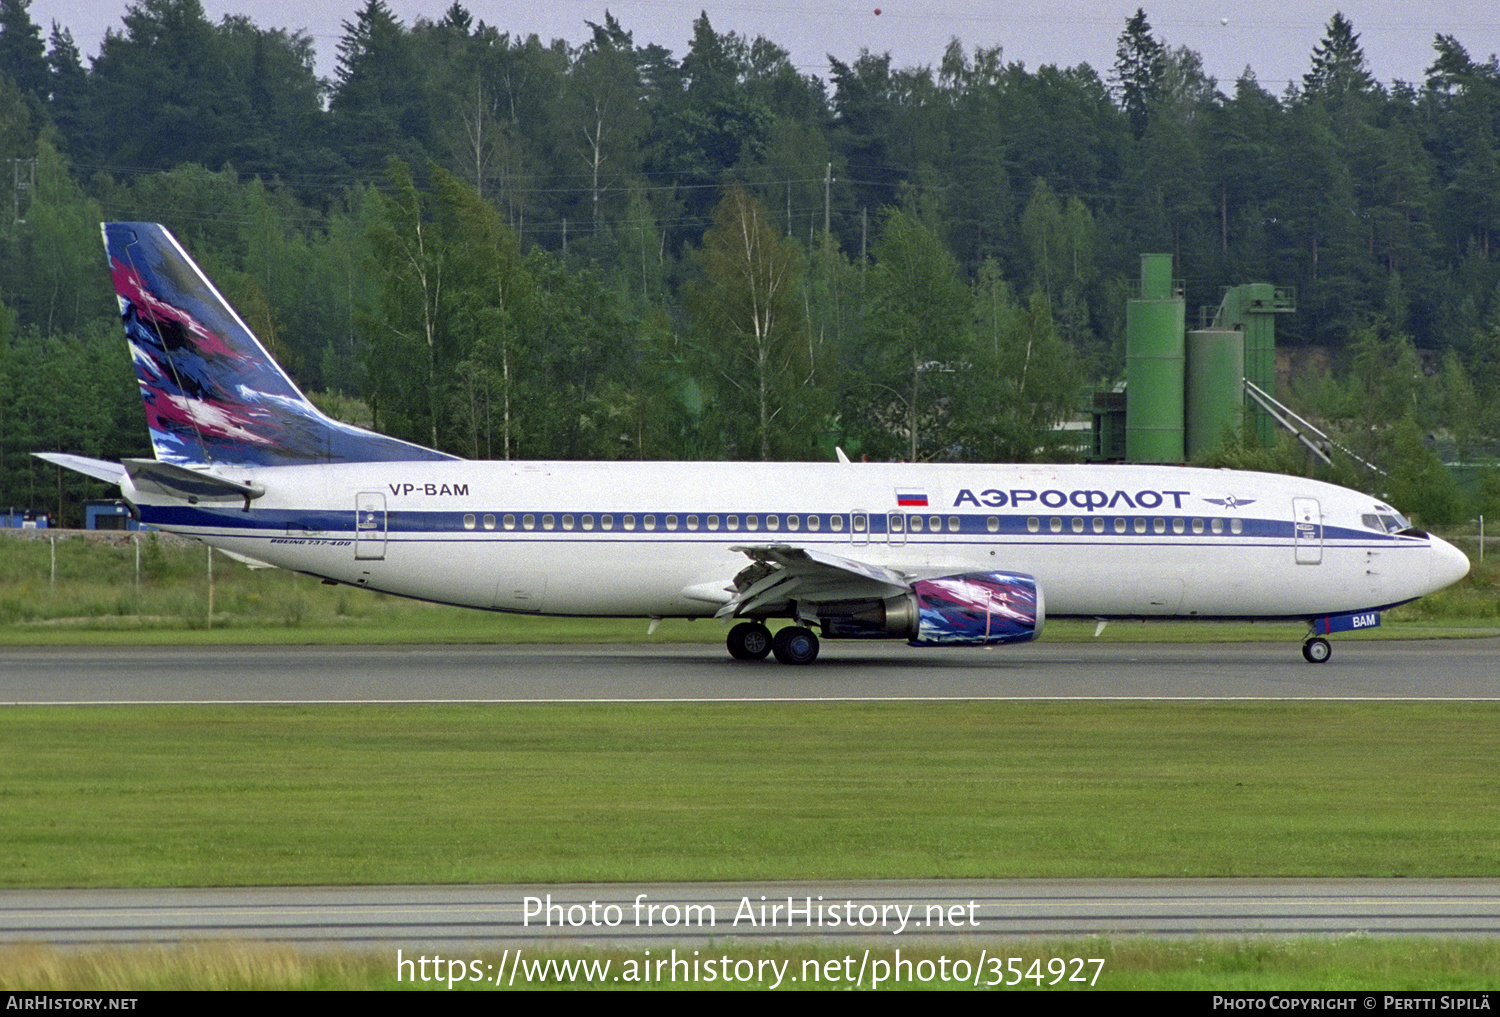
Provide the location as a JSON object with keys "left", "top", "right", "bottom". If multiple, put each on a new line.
{"left": 136, "top": 505, "right": 1414, "bottom": 548}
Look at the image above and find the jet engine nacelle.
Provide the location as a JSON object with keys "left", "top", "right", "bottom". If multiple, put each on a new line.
{"left": 813, "top": 571, "right": 1043, "bottom": 646}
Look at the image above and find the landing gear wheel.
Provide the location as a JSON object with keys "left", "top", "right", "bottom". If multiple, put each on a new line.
{"left": 1302, "top": 637, "right": 1332, "bottom": 664}
{"left": 771, "top": 625, "right": 820, "bottom": 665}
{"left": 727, "top": 622, "right": 773, "bottom": 661}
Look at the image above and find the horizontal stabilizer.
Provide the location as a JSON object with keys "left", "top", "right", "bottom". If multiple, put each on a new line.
{"left": 123, "top": 458, "right": 264, "bottom": 504}
{"left": 32, "top": 453, "right": 127, "bottom": 486}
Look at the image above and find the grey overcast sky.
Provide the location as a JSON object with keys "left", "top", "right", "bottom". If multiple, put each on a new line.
{"left": 24, "top": 0, "right": 1500, "bottom": 95}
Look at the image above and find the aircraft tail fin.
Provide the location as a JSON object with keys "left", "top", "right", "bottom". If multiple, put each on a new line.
{"left": 103, "top": 222, "right": 455, "bottom": 467}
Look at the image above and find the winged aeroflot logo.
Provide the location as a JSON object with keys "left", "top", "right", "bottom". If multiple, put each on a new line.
{"left": 1203, "top": 496, "right": 1256, "bottom": 510}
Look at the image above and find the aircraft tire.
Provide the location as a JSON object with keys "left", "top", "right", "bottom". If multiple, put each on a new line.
{"left": 727, "top": 622, "right": 773, "bottom": 661}
{"left": 771, "top": 626, "right": 820, "bottom": 665}
{"left": 1302, "top": 637, "right": 1332, "bottom": 664}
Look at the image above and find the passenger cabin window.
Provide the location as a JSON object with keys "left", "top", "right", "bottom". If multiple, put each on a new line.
{"left": 562, "top": 514, "right": 574, "bottom": 531}
{"left": 601, "top": 515, "right": 613, "bottom": 530}
{"left": 1192, "top": 518, "right": 1203, "bottom": 534}
{"left": 1071, "top": 518, "right": 1084, "bottom": 533}
{"left": 807, "top": 515, "right": 820, "bottom": 532}
{"left": 727, "top": 515, "right": 739, "bottom": 531}
{"left": 1230, "top": 519, "right": 1243, "bottom": 534}
{"left": 909, "top": 516, "right": 923, "bottom": 532}
{"left": 1114, "top": 518, "right": 1126, "bottom": 534}
{"left": 522, "top": 514, "right": 535, "bottom": 531}
{"left": 1171, "top": 518, "right": 1184, "bottom": 534}
{"left": 765, "top": 516, "right": 779, "bottom": 531}
{"left": 1092, "top": 518, "right": 1104, "bottom": 534}
{"left": 986, "top": 517, "right": 999, "bottom": 533}
{"left": 1211, "top": 518, "right": 1222, "bottom": 534}
{"left": 463, "top": 513, "right": 476, "bottom": 530}
{"left": 503, "top": 514, "right": 516, "bottom": 530}
{"left": 1049, "top": 517, "right": 1062, "bottom": 533}
{"left": 1027, "top": 517, "right": 1039, "bottom": 533}
{"left": 829, "top": 516, "right": 843, "bottom": 532}
{"left": 644, "top": 515, "right": 656, "bottom": 531}
{"left": 542, "top": 514, "right": 555, "bottom": 530}
{"left": 745, "top": 516, "right": 759, "bottom": 531}
{"left": 483, "top": 514, "right": 495, "bottom": 530}
{"left": 581, "top": 515, "right": 594, "bottom": 531}
{"left": 786, "top": 515, "right": 799, "bottom": 531}
{"left": 623, "top": 515, "right": 636, "bottom": 531}
{"left": 665, "top": 515, "right": 678, "bottom": 531}
{"left": 947, "top": 516, "right": 959, "bottom": 532}
{"left": 1133, "top": 518, "right": 1146, "bottom": 534}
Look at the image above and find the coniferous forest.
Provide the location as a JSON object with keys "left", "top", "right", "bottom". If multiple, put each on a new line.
{"left": 2, "top": 0, "right": 1499, "bottom": 525}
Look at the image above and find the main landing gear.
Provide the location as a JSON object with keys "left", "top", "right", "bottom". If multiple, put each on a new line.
{"left": 1301, "top": 636, "right": 1332, "bottom": 664}
{"left": 726, "top": 621, "right": 772, "bottom": 660}
{"left": 726, "top": 622, "right": 820, "bottom": 664}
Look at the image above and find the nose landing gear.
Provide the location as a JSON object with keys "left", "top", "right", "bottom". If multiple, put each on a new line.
{"left": 1301, "top": 636, "right": 1332, "bottom": 664}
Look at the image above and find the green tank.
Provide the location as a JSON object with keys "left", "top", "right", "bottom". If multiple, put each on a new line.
{"left": 1186, "top": 329, "right": 1245, "bottom": 460}
{"left": 1126, "top": 254, "right": 1185, "bottom": 463}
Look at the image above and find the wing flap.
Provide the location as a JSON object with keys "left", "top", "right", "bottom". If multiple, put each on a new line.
{"left": 718, "top": 544, "right": 910, "bottom": 618}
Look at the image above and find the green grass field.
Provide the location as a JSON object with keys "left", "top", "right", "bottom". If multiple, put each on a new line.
{"left": 4, "top": 701, "right": 1497, "bottom": 886}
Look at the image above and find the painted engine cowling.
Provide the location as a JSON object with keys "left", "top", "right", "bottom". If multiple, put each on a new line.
{"left": 908, "top": 571, "right": 1043, "bottom": 646}
{"left": 812, "top": 571, "right": 1043, "bottom": 646}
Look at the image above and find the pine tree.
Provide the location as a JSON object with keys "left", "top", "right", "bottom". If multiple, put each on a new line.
{"left": 1303, "top": 13, "right": 1375, "bottom": 101}
{"left": 0, "top": 0, "right": 46, "bottom": 100}
{"left": 1111, "top": 8, "right": 1166, "bottom": 138}
{"left": 331, "top": 0, "right": 428, "bottom": 178}
{"left": 44, "top": 23, "right": 87, "bottom": 149}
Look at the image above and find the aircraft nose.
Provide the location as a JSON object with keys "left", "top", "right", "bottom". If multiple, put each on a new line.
{"left": 1429, "top": 535, "right": 1470, "bottom": 592}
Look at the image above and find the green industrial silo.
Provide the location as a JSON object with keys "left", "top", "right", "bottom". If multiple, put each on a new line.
{"left": 1212, "top": 284, "right": 1295, "bottom": 446}
{"left": 1186, "top": 328, "right": 1245, "bottom": 460}
{"left": 1125, "top": 254, "right": 1185, "bottom": 463}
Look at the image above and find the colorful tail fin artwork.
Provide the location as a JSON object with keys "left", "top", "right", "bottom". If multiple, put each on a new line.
{"left": 104, "top": 222, "right": 455, "bottom": 467}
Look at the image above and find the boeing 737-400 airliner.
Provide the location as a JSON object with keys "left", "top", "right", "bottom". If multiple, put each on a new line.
{"left": 37, "top": 223, "right": 1471, "bottom": 664}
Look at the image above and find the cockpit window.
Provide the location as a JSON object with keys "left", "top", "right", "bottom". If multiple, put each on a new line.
{"left": 1363, "top": 510, "right": 1413, "bottom": 534}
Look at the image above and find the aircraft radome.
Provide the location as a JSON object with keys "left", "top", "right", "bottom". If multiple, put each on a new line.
{"left": 37, "top": 223, "right": 1471, "bottom": 665}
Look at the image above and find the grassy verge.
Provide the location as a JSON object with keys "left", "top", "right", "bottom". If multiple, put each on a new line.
{"left": 3, "top": 938, "right": 1498, "bottom": 990}
{"left": 3, "top": 702, "right": 1497, "bottom": 887}
{"left": 1, "top": 532, "right": 1495, "bottom": 646}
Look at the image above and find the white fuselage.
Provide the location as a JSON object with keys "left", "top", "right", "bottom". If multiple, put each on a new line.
{"left": 121, "top": 460, "right": 1471, "bottom": 623}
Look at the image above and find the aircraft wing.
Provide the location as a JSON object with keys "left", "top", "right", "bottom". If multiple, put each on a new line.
{"left": 717, "top": 544, "right": 911, "bottom": 618}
